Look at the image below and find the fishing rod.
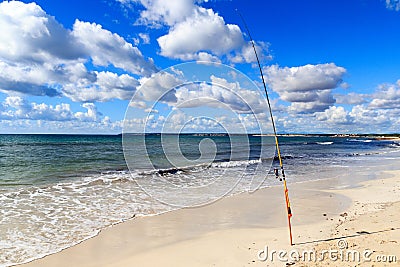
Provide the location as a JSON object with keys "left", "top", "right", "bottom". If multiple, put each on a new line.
{"left": 236, "top": 10, "right": 294, "bottom": 246}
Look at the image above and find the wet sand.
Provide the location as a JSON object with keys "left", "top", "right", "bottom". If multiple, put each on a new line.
{"left": 22, "top": 170, "right": 400, "bottom": 267}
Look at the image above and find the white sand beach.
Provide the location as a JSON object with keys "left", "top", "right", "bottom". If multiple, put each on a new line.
{"left": 22, "top": 169, "right": 400, "bottom": 267}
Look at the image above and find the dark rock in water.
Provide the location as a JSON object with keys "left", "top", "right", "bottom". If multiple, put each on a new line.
{"left": 158, "top": 168, "right": 184, "bottom": 175}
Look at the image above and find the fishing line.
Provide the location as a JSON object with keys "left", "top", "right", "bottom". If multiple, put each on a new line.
{"left": 236, "top": 9, "right": 294, "bottom": 245}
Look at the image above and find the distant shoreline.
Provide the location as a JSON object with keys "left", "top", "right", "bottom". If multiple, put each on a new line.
{"left": 0, "top": 133, "right": 399, "bottom": 140}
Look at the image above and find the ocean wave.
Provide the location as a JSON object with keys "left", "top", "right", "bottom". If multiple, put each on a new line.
{"left": 212, "top": 159, "right": 261, "bottom": 168}
{"left": 139, "top": 158, "right": 264, "bottom": 176}
{"left": 347, "top": 139, "right": 373, "bottom": 143}
{"left": 316, "top": 141, "right": 334, "bottom": 145}
{"left": 0, "top": 171, "right": 168, "bottom": 267}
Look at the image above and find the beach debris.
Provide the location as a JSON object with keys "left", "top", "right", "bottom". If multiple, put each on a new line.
{"left": 340, "top": 212, "right": 348, "bottom": 217}
{"left": 323, "top": 213, "right": 327, "bottom": 216}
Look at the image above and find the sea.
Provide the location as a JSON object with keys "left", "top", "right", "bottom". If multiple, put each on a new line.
{"left": 0, "top": 134, "right": 399, "bottom": 266}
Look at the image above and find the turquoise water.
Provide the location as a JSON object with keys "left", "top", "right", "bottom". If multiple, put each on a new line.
{"left": 0, "top": 134, "right": 399, "bottom": 266}
{"left": 0, "top": 134, "right": 125, "bottom": 187}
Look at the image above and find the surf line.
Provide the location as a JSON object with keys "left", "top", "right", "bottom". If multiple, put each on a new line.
{"left": 237, "top": 10, "right": 294, "bottom": 246}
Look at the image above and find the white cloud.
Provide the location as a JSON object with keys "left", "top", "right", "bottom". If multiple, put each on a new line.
{"left": 138, "top": 33, "right": 150, "bottom": 44}
{"left": 0, "top": 96, "right": 123, "bottom": 133}
{"left": 63, "top": 71, "right": 139, "bottom": 102}
{"left": 144, "top": 108, "right": 159, "bottom": 113}
{"left": 129, "top": 100, "right": 147, "bottom": 109}
{"left": 315, "top": 106, "right": 351, "bottom": 124}
{"left": 0, "top": 1, "right": 81, "bottom": 97}
{"left": 126, "top": 72, "right": 274, "bottom": 133}
{"left": 0, "top": 118, "right": 122, "bottom": 134}
{"left": 157, "top": 7, "right": 243, "bottom": 61}
{"left": 137, "top": 0, "right": 195, "bottom": 26}
{"left": 288, "top": 100, "right": 334, "bottom": 114}
{"left": 0, "top": 1, "right": 84, "bottom": 63}
{"left": 386, "top": 0, "right": 400, "bottom": 11}
{"left": 369, "top": 80, "right": 400, "bottom": 109}
{"left": 174, "top": 75, "right": 266, "bottom": 114}
{"left": 264, "top": 63, "right": 346, "bottom": 113}
{"left": 75, "top": 103, "right": 101, "bottom": 122}
{"left": 72, "top": 20, "right": 156, "bottom": 76}
{"left": 310, "top": 80, "right": 400, "bottom": 132}
{"left": 264, "top": 63, "right": 346, "bottom": 92}
{"left": 349, "top": 104, "right": 394, "bottom": 128}
{"left": 229, "top": 41, "right": 271, "bottom": 64}
{"left": 0, "top": 96, "right": 102, "bottom": 122}
{"left": 136, "top": 71, "right": 182, "bottom": 102}
{"left": 0, "top": 1, "right": 155, "bottom": 102}
{"left": 133, "top": 0, "right": 270, "bottom": 63}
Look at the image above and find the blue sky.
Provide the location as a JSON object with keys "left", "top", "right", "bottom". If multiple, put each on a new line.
{"left": 0, "top": 0, "right": 399, "bottom": 134}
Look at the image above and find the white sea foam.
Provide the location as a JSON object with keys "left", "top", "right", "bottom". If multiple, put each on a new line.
{"left": 0, "top": 172, "right": 171, "bottom": 267}
{"left": 348, "top": 139, "right": 373, "bottom": 143}
{"left": 316, "top": 141, "right": 334, "bottom": 145}
{"left": 212, "top": 158, "right": 261, "bottom": 168}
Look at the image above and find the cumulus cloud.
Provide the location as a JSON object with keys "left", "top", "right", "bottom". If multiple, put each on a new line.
{"left": 63, "top": 71, "right": 140, "bottom": 102}
{"left": 0, "top": 1, "right": 155, "bottom": 101}
{"left": 137, "top": 0, "right": 195, "bottom": 26}
{"left": 0, "top": 1, "right": 81, "bottom": 97}
{"left": 288, "top": 98, "right": 335, "bottom": 114}
{"left": 264, "top": 63, "right": 346, "bottom": 92}
{"left": 0, "top": 96, "right": 102, "bottom": 122}
{"left": 0, "top": 1, "right": 84, "bottom": 63}
{"left": 136, "top": 71, "right": 182, "bottom": 102}
{"left": 174, "top": 75, "right": 266, "bottom": 114}
{"left": 311, "top": 80, "right": 400, "bottom": 132}
{"left": 349, "top": 104, "right": 396, "bottom": 129}
{"left": 134, "top": 68, "right": 268, "bottom": 114}
{"left": 369, "top": 80, "right": 400, "bottom": 109}
{"left": 72, "top": 20, "right": 157, "bottom": 76}
{"left": 264, "top": 63, "right": 346, "bottom": 113}
{"left": 157, "top": 8, "right": 243, "bottom": 60}
{"left": 315, "top": 106, "right": 351, "bottom": 124}
{"left": 0, "top": 96, "right": 123, "bottom": 133}
{"left": 132, "top": 0, "right": 270, "bottom": 63}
